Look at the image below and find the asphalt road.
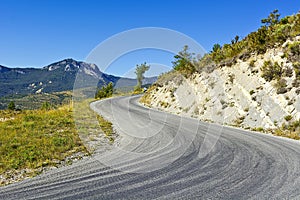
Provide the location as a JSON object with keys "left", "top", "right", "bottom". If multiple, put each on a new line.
{"left": 1, "top": 96, "right": 300, "bottom": 199}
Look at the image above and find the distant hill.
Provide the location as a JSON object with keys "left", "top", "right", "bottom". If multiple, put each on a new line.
{"left": 0, "top": 58, "right": 157, "bottom": 97}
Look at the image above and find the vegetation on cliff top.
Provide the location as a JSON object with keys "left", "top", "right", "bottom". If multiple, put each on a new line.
{"left": 171, "top": 10, "right": 300, "bottom": 75}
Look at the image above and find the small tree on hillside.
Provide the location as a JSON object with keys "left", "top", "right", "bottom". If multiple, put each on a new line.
{"left": 172, "top": 45, "right": 196, "bottom": 75}
{"left": 7, "top": 101, "right": 16, "bottom": 110}
{"left": 261, "top": 61, "right": 283, "bottom": 81}
{"left": 212, "top": 44, "right": 221, "bottom": 53}
{"left": 95, "top": 82, "right": 114, "bottom": 99}
{"left": 211, "top": 43, "right": 224, "bottom": 63}
{"left": 261, "top": 9, "right": 280, "bottom": 27}
{"left": 134, "top": 62, "right": 150, "bottom": 91}
{"left": 234, "top": 35, "right": 240, "bottom": 43}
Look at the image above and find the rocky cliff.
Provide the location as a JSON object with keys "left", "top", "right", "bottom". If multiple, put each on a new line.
{"left": 141, "top": 37, "right": 300, "bottom": 137}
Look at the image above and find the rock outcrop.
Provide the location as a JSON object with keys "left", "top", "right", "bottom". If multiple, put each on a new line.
{"left": 142, "top": 38, "right": 300, "bottom": 132}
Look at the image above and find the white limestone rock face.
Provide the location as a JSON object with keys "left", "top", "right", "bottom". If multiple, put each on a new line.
{"left": 143, "top": 44, "right": 300, "bottom": 130}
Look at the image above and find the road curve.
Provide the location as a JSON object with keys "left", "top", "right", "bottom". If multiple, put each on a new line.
{"left": 1, "top": 95, "right": 300, "bottom": 199}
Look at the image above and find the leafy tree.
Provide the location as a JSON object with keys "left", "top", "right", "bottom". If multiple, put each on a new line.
{"left": 7, "top": 101, "right": 16, "bottom": 110}
{"left": 95, "top": 82, "right": 114, "bottom": 99}
{"left": 134, "top": 62, "right": 150, "bottom": 90}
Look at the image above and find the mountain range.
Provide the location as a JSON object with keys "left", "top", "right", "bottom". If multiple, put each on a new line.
{"left": 0, "top": 59, "right": 157, "bottom": 97}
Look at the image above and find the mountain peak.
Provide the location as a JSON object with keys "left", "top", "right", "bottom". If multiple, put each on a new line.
{"left": 0, "top": 59, "right": 157, "bottom": 98}
{"left": 43, "top": 58, "right": 81, "bottom": 71}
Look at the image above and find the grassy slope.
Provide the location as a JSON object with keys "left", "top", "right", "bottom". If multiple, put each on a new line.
{"left": 0, "top": 105, "right": 88, "bottom": 185}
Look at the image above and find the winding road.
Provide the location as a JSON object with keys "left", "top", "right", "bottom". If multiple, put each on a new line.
{"left": 1, "top": 96, "right": 300, "bottom": 199}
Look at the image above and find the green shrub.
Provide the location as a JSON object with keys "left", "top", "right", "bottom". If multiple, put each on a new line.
{"left": 256, "top": 127, "right": 265, "bottom": 132}
{"left": 275, "top": 118, "right": 300, "bottom": 140}
{"left": 234, "top": 116, "right": 245, "bottom": 125}
{"left": 133, "top": 86, "right": 144, "bottom": 94}
{"left": 272, "top": 24, "right": 292, "bottom": 43}
{"left": 261, "top": 61, "right": 283, "bottom": 81}
{"left": 95, "top": 82, "right": 114, "bottom": 99}
{"left": 284, "top": 115, "right": 293, "bottom": 121}
{"left": 41, "top": 102, "right": 52, "bottom": 110}
{"left": 293, "top": 62, "right": 300, "bottom": 79}
{"left": 96, "top": 115, "right": 114, "bottom": 142}
{"left": 275, "top": 78, "right": 287, "bottom": 94}
{"left": 252, "top": 127, "right": 265, "bottom": 132}
{"left": 228, "top": 74, "right": 235, "bottom": 83}
{"left": 7, "top": 101, "right": 16, "bottom": 110}
{"left": 246, "top": 26, "right": 269, "bottom": 54}
{"left": 288, "top": 42, "right": 300, "bottom": 56}
{"left": 159, "top": 101, "right": 170, "bottom": 108}
{"left": 284, "top": 67, "right": 293, "bottom": 77}
{"left": 229, "top": 102, "right": 235, "bottom": 107}
{"left": 249, "top": 60, "right": 256, "bottom": 68}
{"left": 140, "top": 85, "right": 156, "bottom": 106}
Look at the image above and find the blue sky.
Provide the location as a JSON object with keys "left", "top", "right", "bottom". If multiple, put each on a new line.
{"left": 0, "top": 0, "right": 299, "bottom": 77}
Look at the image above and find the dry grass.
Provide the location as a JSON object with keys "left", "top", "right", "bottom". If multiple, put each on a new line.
{"left": 0, "top": 106, "right": 87, "bottom": 176}
{"left": 73, "top": 98, "right": 116, "bottom": 151}
{"left": 140, "top": 85, "right": 157, "bottom": 106}
{"left": 96, "top": 115, "right": 114, "bottom": 143}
